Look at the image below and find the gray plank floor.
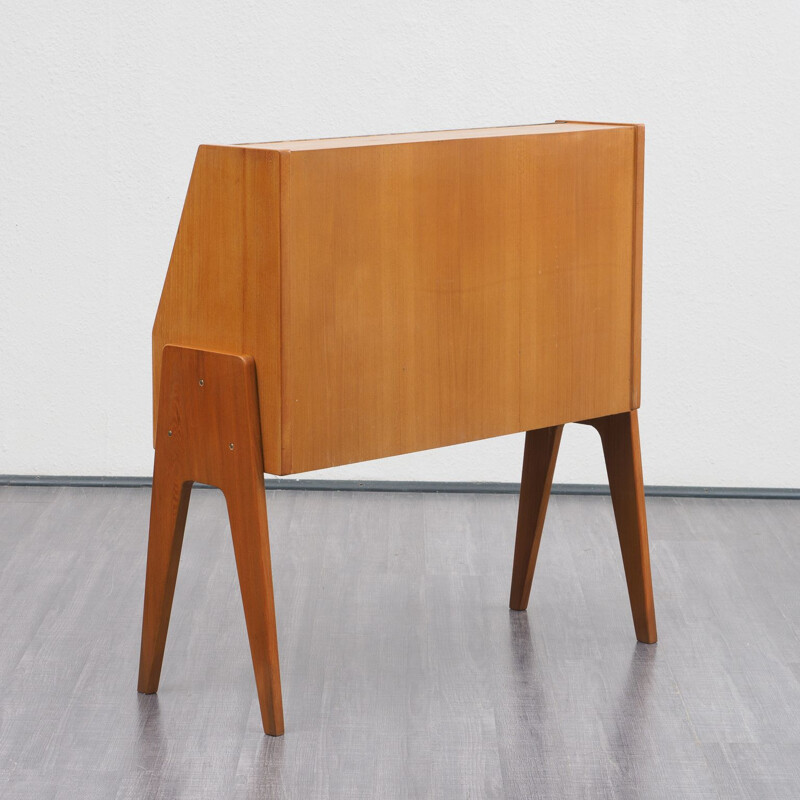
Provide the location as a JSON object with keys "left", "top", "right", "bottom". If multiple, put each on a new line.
{"left": 1, "top": 487, "right": 799, "bottom": 799}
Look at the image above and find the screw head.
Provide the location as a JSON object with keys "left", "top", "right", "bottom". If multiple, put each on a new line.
{"left": 198, "top": 379, "right": 204, "bottom": 387}
{"left": 167, "top": 430, "right": 173, "bottom": 437}
{"left": 229, "top": 442, "right": 235, "bottom": 450}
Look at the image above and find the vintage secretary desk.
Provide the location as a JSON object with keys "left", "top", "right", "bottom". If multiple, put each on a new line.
{"left": 138, "top": 120, "right": 657, "bottom": 735}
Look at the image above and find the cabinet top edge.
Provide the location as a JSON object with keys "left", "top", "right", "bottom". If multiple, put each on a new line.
{"left": 217, "top": 121, "right": 636, "bottom": 153}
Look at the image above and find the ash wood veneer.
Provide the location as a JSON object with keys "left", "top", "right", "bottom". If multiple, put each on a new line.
{"left": 141, "top": 121, "right": 657, "bottom": 735}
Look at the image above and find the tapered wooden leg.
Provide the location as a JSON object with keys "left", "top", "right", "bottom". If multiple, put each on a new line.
{"left": 225, "top": 479, "right": 284, "bottom": 736}
{"left": 509, "top": 425, "right": 563, "bottom": 610}
{"left": 585, "top": 410, "right": 657, "bottom": 643}
{"left": 138, "top": 344, "right": 285, "bottom": 735}
{"left": 137, "top": 467, "right": 192, "bottom": 693}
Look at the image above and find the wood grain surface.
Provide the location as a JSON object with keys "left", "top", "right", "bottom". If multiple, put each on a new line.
{"left": 153, "top": 121, "right": 644, "bottom": 475}
{"left": 152, "top": 147, "right": 282, "bottom": 471}
{"left": 583, "top": 411, "right": 657, "bottom": 643}
{"left": 509, "top": 425, "right": 563, "bottom": 611}
{"left": 511, "top": 412, "right": 657, "bottom": 643}
{"left": 139, "top": 345, "right": 284, "bottom": 735}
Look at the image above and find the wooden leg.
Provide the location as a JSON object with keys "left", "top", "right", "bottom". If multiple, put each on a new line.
{"left": 584, "top": 410, "right": 657, "bottom": 643}
{"left": 137, "top": 466, "right": 192, "bottom": 693}
{"left": 225, "top": 480, "right": 284, "bottom": 736}
{"left": 509, "top": 425, "right": 563, "bottom": 611}
{"left": 138, "top": 345, "right": 285, "bottom": 735}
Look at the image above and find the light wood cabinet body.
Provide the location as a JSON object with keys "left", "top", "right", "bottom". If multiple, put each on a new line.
{"left": 153, "top": 122, "right": 644, "bottom": 474}
{"left": 141, "top": 122, "right": 656, "bottom": 736}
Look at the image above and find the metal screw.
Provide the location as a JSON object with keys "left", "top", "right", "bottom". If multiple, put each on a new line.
{"left": 198, "top": 379, "right": 204, "bottom": 387}
{"left": 229, "top": 442, "right": 235, "bottom": 450}
{"left": 168, "top": 430, "right": 173, "bottom": 437}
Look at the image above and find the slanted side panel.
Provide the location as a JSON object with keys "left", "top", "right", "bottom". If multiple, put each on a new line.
{"left": 152, "top": 145, "right": 282, "bottom": 473}
{"left": 280, "top": 126, "right": 638, "bottom": 473}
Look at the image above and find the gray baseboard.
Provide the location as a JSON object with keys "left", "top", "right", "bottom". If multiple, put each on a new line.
{"left": 1, "top": 474, "right": 798, "bottom": 500}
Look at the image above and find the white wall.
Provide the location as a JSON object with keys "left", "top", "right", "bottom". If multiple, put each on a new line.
{"left": 1, "top": 1, "right": 799, "bottom": 487}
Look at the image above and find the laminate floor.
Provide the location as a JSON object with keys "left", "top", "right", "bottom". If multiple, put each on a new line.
{"left": 1, "top": 486, "right": 799, "bottom": 799}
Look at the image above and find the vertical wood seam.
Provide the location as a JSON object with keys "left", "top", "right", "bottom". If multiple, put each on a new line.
{"left": 630, "top": 125, "right": 644, "bottom": 409}
{"left": 240, "top": 149, "right": 249, "bottom": 375}
{"left": 273, "top": 149, "right": 283, "bottom": 476}
{"left": 279, "top": 150, "right": 291, "bottom": 474}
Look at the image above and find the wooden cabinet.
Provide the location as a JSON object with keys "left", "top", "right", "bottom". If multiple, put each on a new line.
{"left": 141, "top": 121, "right": 656, "bottom": 736}
{"left": 153, "top": 121, "right": 644, "bottom": 474}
